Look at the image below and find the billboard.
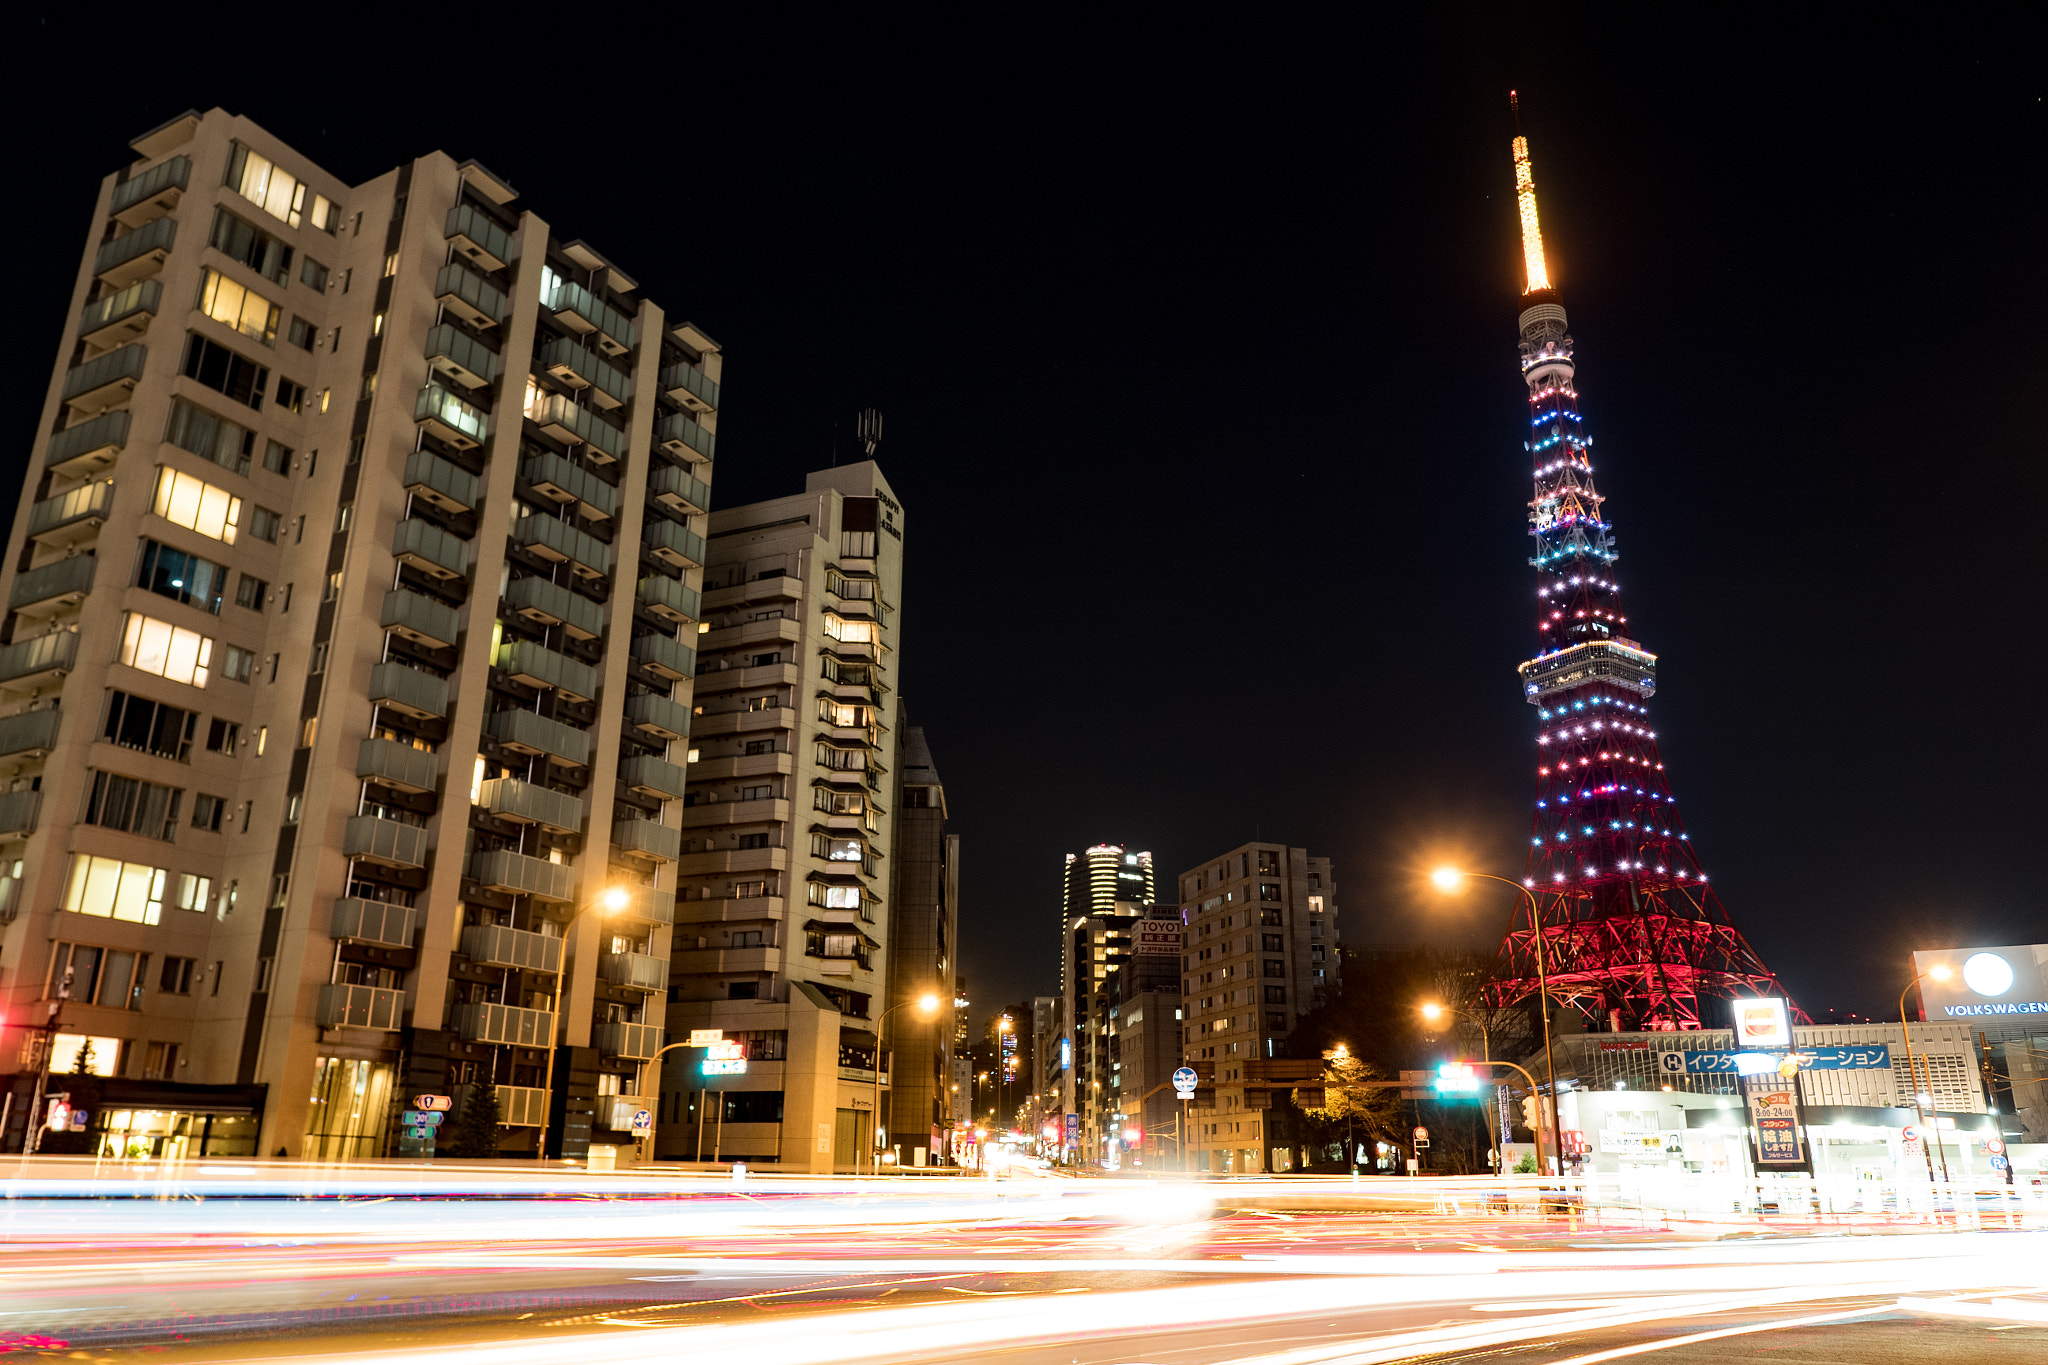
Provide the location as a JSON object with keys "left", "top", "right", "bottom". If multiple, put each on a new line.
{"left": 1731, "top": 997, "right": 1792, "bottom": 1048}
{"left": 1912, "top": 945, "right": 2048, "bottom": 1021}
{"left": 1656, "top": 1045, "right": 1890, "bottom": 1074}
{"left": 1744, "top": 1077, "right": 1806, "bottom": 1167}
{"left": 1135, "top": 920, "right": 1185, "bottom": 955}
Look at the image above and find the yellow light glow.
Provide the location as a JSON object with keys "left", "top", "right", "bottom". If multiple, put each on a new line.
{"left": 1431, "top": 866, "right": 1466, "bottom": 893}
{"left": 916, "top": 993, "right": 941, "bottom": 1014}
{"left": 1421, "top": 1003, "right": 1444, "bottom": 1020}
{"left": 1512, "top": 135, "right": 1550, "bottom": 294}
{"left": 1929, "top": 964, "right": 1952, "bottom": 981}
{"left": 601, "top": 886, "right": 629, "bottom": 912}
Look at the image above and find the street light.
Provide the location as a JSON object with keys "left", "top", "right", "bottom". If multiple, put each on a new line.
{"left": 1431, "top": 866, "right": 1559, "bottom": 1178}
{"left": 869, "top": 992, "right": 940, "bottom": 1173}
{"left": 1898, "top": 963, "right": 1953, "bottom": 1185}
{"left": 1421, "top": 1001, "right": 1497, "bottom": 1161}
{"left": 537, "top": 885, "right": 634, "bottom": 1162}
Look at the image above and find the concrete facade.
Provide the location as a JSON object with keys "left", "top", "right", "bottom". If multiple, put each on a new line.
{"left": 883, "top": 722, "right": 959, "bottom": 1164}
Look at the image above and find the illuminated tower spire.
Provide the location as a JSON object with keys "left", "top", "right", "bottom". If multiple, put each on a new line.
{"left": 1483, "top": 113, "right": 1798, "bottom": 1032}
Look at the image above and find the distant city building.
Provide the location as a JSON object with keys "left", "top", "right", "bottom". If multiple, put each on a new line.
{"left": 883, "top": 722, "right": 958, "bottom": 1165}
{"left": 1060, "top": 845, "right": 1152, "bottom": 990}
{"left": 0, "top": 109, "right": 717, "bottom": 1163}
{"left": 1107, "top": 917, "right": 1184, "bottom": 1168}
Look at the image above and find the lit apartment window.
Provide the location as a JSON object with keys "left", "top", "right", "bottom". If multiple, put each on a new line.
{"left": 119, "top": 614, "right": 214, "bottom": 687}
{"left": 63, "top": 855, "right": 169, "bottom": 924}
{"left": 197, "top": 268, "right": 280, "bottom": 346}
{"left": 225, "top": 142, "right": 339, "bottom": 232}
{"left": 153, "top": 467, "right": 241, "bottom": 544}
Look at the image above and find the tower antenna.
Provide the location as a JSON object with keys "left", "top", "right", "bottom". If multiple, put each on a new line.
{"left": 1510, "top": 103, "right": 1550, "bottom": 295}
{"left": 855, "top": 407, "right": 883, "bottom": 459}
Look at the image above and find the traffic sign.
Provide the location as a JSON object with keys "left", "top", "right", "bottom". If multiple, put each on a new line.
{"left": 688, "top": 1028, "right": 724, "bottom": 1047}
{"left": 1902, "top": 1125, "right": 1919, "bottom": 1141}
{"left": 1413, "top": 1126, "right": 1429, "bottom": 1141}
{"left": 630, "top": 1109, "right": 652, "bottom": 1134}
{"left": 1991, "top": 1155, "right": 2010, "bottom": 1171}
{"left": 401, "top": 1110, "right": 446, "bottom": 1127}
{"left": 1172, "top": 1066, "right": 1198, "bottom": 1099}
{"left": 411, "top": 1094, "right": 453, "bottom": 1112}
{"left": 1987, "top": 1138, "right": 2006, "bottom": 1155}
{"left": 405, "top": 1126, "right": 436, "bottom": 1140}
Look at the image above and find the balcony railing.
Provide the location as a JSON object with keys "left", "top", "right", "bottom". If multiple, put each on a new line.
{"left": 477, "top": 776, "right": 584, "bottom": 833}
{"left": 356, "top": 736, "right": 440, "bottom": 793}
{"left": 79, "top": 278, "right": 162, "bottom": 348}
{"left": 317, "top": 983, "right": 405, "bottom": 1031}
{"left": 455, "top": 1083, "right": 548, "bottom": 1127}
{"left": 625, "top": 691, "right": 691, "bottom": 741}
{"left": 612, "top": 885, "right": 675, "bottom": 926}
{"left": 445, "top": 203, "right": 513, "bottom": 272}
{"left": 28, "top": 481, "right": 115, "bottom": 547}
{"left": 620, "top": 754, "right": 688, "bottom": 801}
{"left": 415, "top": 383, "right": 489, "bottom": 449}
{"left": 601, "top": 952, "right": 669, "bottom": 993}
{"left": 469, "top": 848, "right": 576, "bottom": 902}
{"left": 455, "top": 1001, "right": 555, "bottom": 1048}
{"left": 648, "top": 464, "right": 712, "bottom": 515}
{"left": 110, "top": 154, "right": 192, "bottom": 225}
{"left": 93, "top": 216, "right": 176, "bottom": 285}
{"left": 62, "top": 343, "right": 147, "bottom": 412}
{"left": 487, "top": 707, "right": 592, "bottom": 767}
{"left": 423, "top": 322, "right": 501, "bottom": 391}
{"left": 46, "top": 410, "right": 129, "bottom": 476}
{"left": 402, "top": 448, "right": 481, "bottom": 513}
{"left": 0, "top": 789, "right": 40, "bottom": 836}
{"left": 525, "top": 391, "right": 625, "bottom": 463}
{"left": 539, "top": 336, "right": 631, "bottom": 409}
{"left": 593, "top": 1021, "right": 663, "bottom": 1060}
{"left": 521, "top": 448, "right": 619, "bottom": 521}
{"left": 392, "top": 517, "right": 471, "bottom": 580}
{"left": 9, "top": 555, "right": 96, "bottom": 618}
{"left": 659, "top": 361, "right": 720, "bottom": 413}
{"left": 636, "top": 573, "right": 701, "bottom": 626}
{"left": 654, "top": 412, "right": 715, "bottom": 464}
{"left": 496, "top": 638, "right": 599, "bottom": 703}
{"left": 503, "top": 574, "right": 603, "bottom": 639}
{"left": 643, "top": 516, "right": 706, "bottom": 570}
{"left": 434, "top": 261, "right": 508, "bottom": 328}
{"left": 545, "top": 278, "right": 635, "bottom": 354}
{"left": 460, "top": 923, "right": 563, "bottom": 973}
{"left": 613, "top": 817, "right": 681, "bottom": 863}
{"left": 330, "top": 898, "right": 419, "bottom": 949}
{"left": 368, "top": 660, "right": 451, "bottom": 720}
{"left": 380, "top": 587, "right": 460, "bottom": 650}
{"left": 631, "top": 633, "right": 695, "bottom": 682}
{"left": 343, "top": 814, "right": 431, "bottom": 869}
{"left": 596, "top": 1095, "right": 653, "bottom": 1132}
{"left": 0, "top": 631, "right": 80, "bottom": 690}
{"left": 0, "top": 708, "right": 61, "bottom": 759}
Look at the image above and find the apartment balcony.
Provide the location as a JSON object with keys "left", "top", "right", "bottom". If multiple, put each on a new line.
{"left": 0, "top": 631, "right": 79, "bottom": 691}
{"left": 93, "top": 216, "right": 176, "bottom": 286}
{"left": 381, "top": 588, "right": 460, "bottom": 650}
{"left": 470, "top": 848, "right": 576, "bottom": 902}
{"left": 659, "top": 361, "right": 720, "bottom": 413}
{"left": 521, "top": 448, "right": 618, "bottom": 521}
{"left": 477, "top": 776, "right": 584, "bottom": 834}
{"left": 547, "top": 279, "right": 634, "bottom": 355}
{"left": 683, "top": 751, "right": 794, "bottom": 784}
{"left": 525, "top": 391, "right": 624, "bottom": 464}
{"left": 503, "top": 574, "right": 603, "bottom": 640}
{"left": 62, "top": 343, "right": 147, "bottom": 414}
{"left": 631, "top": 633, "right": 695, "bottom": 683}
{"left": 487, "top": 707, "right": 591, "bottom": 767}
{"left": 676, "top": 847, "right": 788, "bottom": 878}
{"left": 593, "top": 1021, "right": 663, "bottom": 1060}
{"left": 423, "top": 323, "right": 501, "bottom": 391}
{"left": 702, "top": 616, "right": 799, "bottom": 652}
{"left": 445, "top": 202, "right": 513, "bottom": 272}
{"left": 620, "top": 754, "right": 688, "bottom": 801}
{"left": 624, "top": 690, "right": 691, "bottom": 742}
{"left": 648, "top": 464, "right": 712, "bottom": 515}
{"left": 402, "top": 449, "right": 480, "bottom": 514}
{"left": 456, "top": 1082, "right": 548, "bottom": 1127}
{"left": 79, "top": 278, "right": 162, "bottom": 349}
{"left": 496, "top": 638, "right": 598, "bottom": 703}
{"left": 596, "top": 1095, "right": 654, "bottom": 1132}
{"left": 316, "top": 983, "right": 405, "bottom": 1031}
{"left": 513, "top": 512, "right": 612, "bottom": 581}
{"left": 0, "top": 789, "right": 40, "bottom": 837}
{"left": 28, "top": 481, "right": 115, "bottom": 548}
{"left": 677, "top": 797, "right": 790, "bottom": 829}
{"left": 368, "top": 660, "right": 451, "bottom": 720}
{"left": 611, "top": 884, "right": 675, "bottom": 926}
{"left": 688, "top": 705, "right": 793, "bottom": 739}
{"left": 329, "top": 897, "right": 419, "bottom": 949}
{"left": 356, "top": 736, "right": 440, "bottom": 794}
{"left": 343, "top": 814, "right": 431, "bottom": 869}
{"left": 9, "top": 555, "right": 96, "bottom": 619}
{"left": 110, "top": 154, "right": 191, "bottom": 227}
{"left": 0, "top": 708, "right": 61, "bottom": 760}
{"left": 460, "top": 923, "right": 563, "bottom": 973}
{"left": 654, "top": 412, "right": 715, "bottom": 464}
{"left": 434, "top": 261, "right": 508, "bottom": 329}
{"left": 642, "top": 516, "right": 705, "bottom": 570}
{"left": 601, "top": 952, "right": 668, "bottom": 993}
{"left": 393, "top": 517, "right": 471, "bottom": 581}
{"left": 703, "top": 575, "right": 802, "bottom": 611}
{"left": 45, "top": 410, "right": 129, "bottom": 478}
{"left": 415, "top": 383, "right": 489, "bottom": 450}
{"left": 668, "top": 944, "right": 782, "bottom": 976}
{"left": 538, "top": 337, "right": 630, "bottom": 410}
{"left": 635, "top": 574, "right": 700, "bottom": 626}
{"left": 455, "top": 1001, "right": 555, "bottom": 1048}
{"left": 612, "top": 816, "right": 680, "bottom": 863}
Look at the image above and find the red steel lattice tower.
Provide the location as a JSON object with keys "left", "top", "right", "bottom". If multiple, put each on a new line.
{"left": 1484, "top": 118, "right": 1798, "bottom": 1030}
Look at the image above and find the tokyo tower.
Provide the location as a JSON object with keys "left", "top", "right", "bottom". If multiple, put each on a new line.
{"left": 1484, "top": 112, "right": 1797, "bottom": 1031}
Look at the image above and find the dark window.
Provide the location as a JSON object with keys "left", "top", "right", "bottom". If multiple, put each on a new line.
{"left": 220, "top": 646, "right": 254, "bottom": 683}
{"left": 1264, "top": 1011, "right": 1286, "bottom": 1029}
{"left": 206, "top": 718, "right": 239, "bottom": 755}
{"left": 136, "top": 540, "right": 226, "bottom": 614}
{"left": 181, "top": 333, "right": 268, "bottom": 410}
{"left": 742, "top": 739, "right": 775, "bottom": 756}
{"left": 247, "top": 507, "right": 282, "bottom": 543}
{"left": 1263, "top": 985, "right": 1286, "bottom": 1004}
{"left": 275, "top": 377, "right": 305, "bottom": 413}
{"left": 103, "top": 691, "right": 197, "bottom": 761}
{"left": 1261, "top": 958, "right": 1285, "bottom": 978}
{"left": 234, "top": 574, "right": 267, "bottom": 610}
{"left": 300, "top": 256, "right": 329, "bottom": 290}
{"left": 1261, "top": 933, "right": 1284, "bottom": 952}
{"left": 191, "top": 793, "right": 226, "bottom": 832}
{"left": 84, "top": 770, "right": 183, "bottom": 841}
{"left": 736, "top": 833, "right": 770, "bottom": 849}
{"left": 1258, "top": 883, "right": 1281, "bottom": 902}
{"left": 262, "top": 440, "right": 292, "bottom": 475}
{"left": 163, "top": 397, "right": 254, "bottom": 475}
{"left": 727, "top": 981, "right": 759, "bottom": 1000}
{"left": 1260, "top": 907, "right": 1283, "bottom": 926}
{"left": 720, "top": 1090, "right": 784, "bottom": 1124}
{"left": 160, "top": 957, "right": 196, "bottom": 993}
{"left": 209, "top": 206, "right": 292, "bottom": 284}
{"left": 750, "top": 652, "right": 781, "bottom": 667}
{"left": 287, "top": 316, "right": 315, "bottom": 351}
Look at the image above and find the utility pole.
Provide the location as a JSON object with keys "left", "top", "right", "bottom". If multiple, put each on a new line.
{"left": 24, "top": 968, "right": 72, "bottom": 1156}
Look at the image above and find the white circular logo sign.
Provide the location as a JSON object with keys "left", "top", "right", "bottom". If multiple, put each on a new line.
{"left": 1962, "top": 952, "right": 2015, "bottom": 997}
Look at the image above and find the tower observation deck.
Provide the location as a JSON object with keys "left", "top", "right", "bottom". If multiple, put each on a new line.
{"left": 1485, "top": 122, "right": 1796, "bottom": 1031}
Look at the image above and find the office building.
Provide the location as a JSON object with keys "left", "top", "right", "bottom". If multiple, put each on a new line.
{"left": 1107, "top": 923, "right": 1183, "bottom": 1168}
{"left": 0, "top": 109, "right": 716, "bottom": 1162}
{"left": 883, "top": 721, "right": 958, "bottom": 1165}
{"left": 654, "top": 463, "right": 903, "bottom": 1172}
{"left": 1059, "top": 844, "right": 1152, "bottom": 990}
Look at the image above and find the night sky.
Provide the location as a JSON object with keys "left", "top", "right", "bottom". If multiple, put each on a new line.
{"left": 15, "top": 18, "right": 2043, "bottom": 1026}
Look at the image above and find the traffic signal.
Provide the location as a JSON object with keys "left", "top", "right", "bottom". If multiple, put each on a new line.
{"left": 1519, "top": 1095, "right": 1541, "bottom": 1133}
{"left": 1434, "top": 1062, "right": 1481, "bottom": 1096}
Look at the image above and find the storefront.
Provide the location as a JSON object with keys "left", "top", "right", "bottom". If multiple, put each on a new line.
{"left": 85, "top": 1081, "right": 266, "bottom": 1160}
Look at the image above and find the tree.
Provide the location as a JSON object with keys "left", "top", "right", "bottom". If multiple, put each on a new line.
{"left": 71, "top": 1038, "right": 97, "bottom": 1076}
{"left": 443, "top": 1072, "right": 503, "bottom": 1158}
{"left": 1293, "top": 1046, "right": 1405, "bottom": 1169}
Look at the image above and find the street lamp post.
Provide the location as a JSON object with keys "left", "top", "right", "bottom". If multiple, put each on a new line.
{"left": 870, "top": 993, "right": 939, "bottom": 1173}
{"left": 1897, "top": 964, "right": 1954, "bottom": 1185}
{"left": 1432, "top": 868, "right": 1559, "bottom": 1177}
{"left": 1422, "top": 1001, "right": 1498, "bottom": 1164}
{"left": 537, "top": 886, "right": 631, "bottom": 1163}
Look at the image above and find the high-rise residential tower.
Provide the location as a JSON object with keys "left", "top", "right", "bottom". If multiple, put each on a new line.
{"left": 1058, "top": 844, "right": 1151, "bottom": 990}
{"left": 0, "top": 109, "right": 716, "bottom": 1162}
{"left": 654, "top": 463, "right": 903, "bottom": 1172}
{"left": 883, "top": 720, "right": 958, "bottom": 1164}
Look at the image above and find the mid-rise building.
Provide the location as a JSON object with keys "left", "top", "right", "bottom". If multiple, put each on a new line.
{"left": 654, "top": 463, "right": 903, "bottom": 1172}
{"left": 1107, "top": 922, "right": 1182, "bottom": 1168}
{"left": 1059, "top": 844, "right": 1152, "bottom": 990}
{"left": 0, "top": 108, "right": 717, "bottom": 1163}
{"left": 883, "top": 721, "right": 958, "bottom": 1165}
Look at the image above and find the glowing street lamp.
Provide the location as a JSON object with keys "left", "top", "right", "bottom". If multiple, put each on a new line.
{"left": 868, "top": 991, "right": 940, "bottom": 1173}
{"left": 537, "top": 885, "right": 635, "bottom": 1162}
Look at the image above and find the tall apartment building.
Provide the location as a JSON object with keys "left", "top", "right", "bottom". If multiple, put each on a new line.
{"left": 0, "top": 109, "right": 718, "bottom": 1162}
{"left": 654, "top": 463, "right": 903, "bottom": 1172}
{"left": 883, "top": 721, "right": 959, "bottom": 1164}
{"left": 1178, "top": 844, "right": 1338, "bottom": 1173}
{"left": 1059, "top": 844, "right": 1152, "bottom": 990}
{"left": 1061, "top": 899, "right": 1179, "bottom": 1163}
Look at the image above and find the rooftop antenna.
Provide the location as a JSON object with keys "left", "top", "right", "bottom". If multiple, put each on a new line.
{"left": 1508, "top": 90, "right": 1550, "bottom": 294}
{"left": 855, "top": 408, "right": 883, "bottom": 459}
